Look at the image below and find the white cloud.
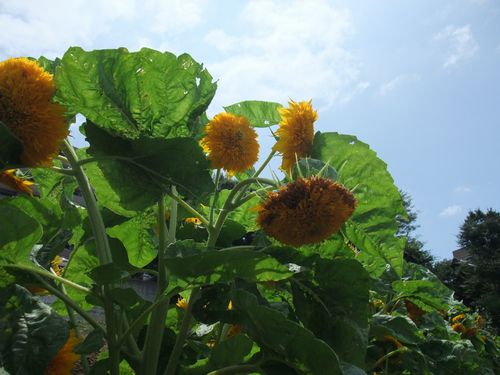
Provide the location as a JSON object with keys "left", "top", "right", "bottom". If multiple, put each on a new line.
{"left": 0, "top": 0, "right": 206, "bottom": 60}
{"left": 204, "top": 0, "right": 364, "bottom": 112}
{"left": 440, "top": 205, "right": 463, "bottom": 217}
{"left": 454, "top": 186, "right": 472, "bottom": 193}
{"left": 433, "top": 25, "right": 479, "bottom": 68}
{"left": 379, "top": 74, "right": 420, "bottom": 96}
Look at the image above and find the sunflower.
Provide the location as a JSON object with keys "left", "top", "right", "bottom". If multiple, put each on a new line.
{"left": 176, "top": 296, "right": 188, "bottom": 310}
{"left": 451, "top": 313, "right": 465, "bottom": 324}
{"left": 200, "top": 112, "right": 259, "bottom": 175}
{"left": 0, "top": 169, "right": 34, "bottom": 195}
{"left": 273, "top": 100, "right": 317, "bottom": 172}
{"left": 45, "top": 330, "right": 81, "bottom": 375}
{"left": 0, "top": 58, "right": 68, "bottom": 167}
{"left": 257, "top": 176, "right": 356, "bottom": 246}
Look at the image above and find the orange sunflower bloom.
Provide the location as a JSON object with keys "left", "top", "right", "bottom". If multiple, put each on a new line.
{"left": 0, "top": 57, "right": 68, "bottom": 167}
{"left": 273, "top": 100, "right": 317, "bottom": 172}
{"left": 45, "top": 330, "right": 81, "bottom": 375}
{"left": 257, "top": 176, "right": 356, "bottom": 246}
{"left": 452, "top": 323, "right": 466, "bottom": 334}
{"left": 0, "top": 169, "right": 34, "bottom": 195}
{"left": 200, "top": 112, "right": 259, "bottom": 176}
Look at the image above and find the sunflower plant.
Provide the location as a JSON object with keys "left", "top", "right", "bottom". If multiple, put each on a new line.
{"left": 0, "top": 47, "right": 498, "bottom": 375}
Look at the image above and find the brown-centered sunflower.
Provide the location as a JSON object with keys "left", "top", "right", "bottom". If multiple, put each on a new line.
{"left": 44, "top": 330, "right": 81, "bottom": 375}
{"left": 257, "top": 176, "right": 356, "bottom": 246}
{"left": 273, "top": 100, "right": 317, "bottom": 172}
{"left": 0, "top": 169, "right": 34, "bottom": 195}
{"left": 0, "top": 58, "right": 68, "bottom": 167}
{"left": 200, "top": 112, "right": 259, "bottom": 175}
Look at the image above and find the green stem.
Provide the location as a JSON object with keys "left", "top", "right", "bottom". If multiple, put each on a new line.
{"left": 62, "top": 141, "right": 112, "bottom": 265}
{"left": 31, "top": 274, "right": 104, "bottom": 333}
{"left": 49, "top": 166, "right": 74, "bottom": 176}
{"left": 141, "top": 192, "right": 173, "bottom": 375}
{"left": 163, "top": 287, "right": 201, "bottom": 375}
{"left": 116, "top": 288, "right": 181, "bottom": 349}
{"left": 207, "top": 364, "right": 261, "bottom": 375}
{"left": 207, "top": 177, "right": 276, "bottom": 248}
{"left": 62, "top": 140, "right": 120, "bottom": 375}
{"left": 252, "top": 150, "right": 276, "bottom": 179}
{"left": 5, "top": 264, "right": 90, "bottom": 293}
{"left": 209, "top": 169, "right": 221, "bottom": 227}
{"left": 59, "top": 282, "right": 90, "bottom": 374}
{"left": 166, "top": 189, "right": 210, "bottom": 226}
{"left": 369, "top": 347, "right": 408, "bottom": 372}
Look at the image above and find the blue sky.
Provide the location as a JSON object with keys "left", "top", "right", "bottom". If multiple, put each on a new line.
{"left": 1, "top": 0, "right": 499, "bottom": 259}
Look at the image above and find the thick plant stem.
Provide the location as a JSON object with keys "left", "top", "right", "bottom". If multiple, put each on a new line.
{"left": 141, "top": 193, "right": 173, "bottom": 375}
{"left": 209, "top": 169, "right": 221, "bottom": 227}
{"left": 61, "top": 140, "right": 120, "bottom": 375}
{"left": 61, "top": 141, "right": 112, "bottom": 265}
{"left": 163, "top": 287, "right": 201, "bottom": 375}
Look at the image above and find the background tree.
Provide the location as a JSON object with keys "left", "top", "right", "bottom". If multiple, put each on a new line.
{"left": 397, "top": 191, "right": 435, "bottom": 270}
{"left": 458, "top": 208, "right": 500, "bottom": 332}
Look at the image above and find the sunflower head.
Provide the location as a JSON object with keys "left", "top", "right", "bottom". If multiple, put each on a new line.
{"left": 44, "top": 330, "right": 81, "bottom": 375}
{"left": 176, "top": 296, "right": 188, "bottom": 310}
{"left": 257, "top": 176, "right": 356, "bottom": 246}
{"left": 0, "top": 57, "right": 68, "bottom": 167}
{"left": 0, "top": 169, "right": 34, "bottom": 195}
{"left": 273, "top": 100, "right": 318, "bottom": 172}
{"left": 200, "top": 112, "right": 259, "bottom": 176}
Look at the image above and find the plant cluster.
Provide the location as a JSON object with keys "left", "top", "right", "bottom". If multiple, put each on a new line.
{"left": 0, "top": 48, "right": 498, "bottom": 375}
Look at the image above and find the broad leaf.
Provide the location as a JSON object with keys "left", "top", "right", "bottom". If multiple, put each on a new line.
{"left": 55, "top": 47, "right": 216, "bottom": 139}
{"left": 232, "top": 290, "right": 343, "bottom": 375}
{"left": 0, "top": 285, "right": 69, "bottom": 375}
{"left": 166, "top": 243, "right": 292, "bottom": 285}
{"left": 0, "top": 204, "right": 42, "bottom": 265}
{"left": 224, "top": 100, "right": 283, "bottom": 128}
{"left": 292, "top": 259, "right": 369, "bottom": 368}
{"left": 107, "top": 210, "right": 157, "bottom": 268}
{"left": 312, "top": 132, "right": 406, "bottom": 276}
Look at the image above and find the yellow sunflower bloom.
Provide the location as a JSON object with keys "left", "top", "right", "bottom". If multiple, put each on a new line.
{"left": 273, "top": 100, "right": 318, "bottom": 172}
{"left": 0, "top": 58, "right": 68, "bottom": 167}
{"left": 51, "top": 255, "right": 64, "bottom": 276}
{"left": 200, "top": 112, "right": 259, "bottom": 175}
{"left": 45, "top": 330, "right": 81, "bottom": 375}
{"left": 257, "top": 176, "right": 356, "bottom": 246}
{"left": 451, "top": 313, "right": 465, "bottom": 324}
{"left": 0, "top": 169, "right": 34, "bottom": 195}
{"left": 176, "top": 296, "right": 188, "bottom": 310}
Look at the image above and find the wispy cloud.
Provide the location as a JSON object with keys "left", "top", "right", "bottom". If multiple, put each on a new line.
{"left": 204, "top": 0, "right": 364, "bottom": 111}
{"left": 379, "top": 74, "right": 420, "bottom": 96}
{"left": 0, "top": 0, "right": 207, "bottom": 60}
{"left": 454, "top": 186, "right": 472, "bottom": 193}
{"left": 433, "top": 25, "right": 479, "bottom": 68}
{"left": 440, "top": 205, "right": 463, "bottom": 217}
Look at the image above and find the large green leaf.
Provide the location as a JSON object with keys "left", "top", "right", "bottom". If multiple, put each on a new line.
{"left": 370, "top": 314, "right": 423, "bottom": 345}
{"left": 312, "top": 132, "right": 406, "bottom": 276}
{"left": 1, "top": 196, "right": 63, "bottom": 243}
{"left": 55, "top": 47, "right": 216, "bottom": 139}
{"left": 81, "top": 122, "right": 214, "bottom": 216}
{"left": 0, "top": 121, "right": 23, "bottom": 170}
{"left": 392, "top": 279, "right": 453, "bottom": 312}
{"left": 232, "top": 290, "right": 343, "bottom": 375}
{"left": 292, "top": 259, "right": 369, "bottom": 368}
{"left": 166, "top": 242, "right": 292, "bottom": 285}
{"left": 0, "top": 204, "right": 42, "bottom": 265}
{"left": 107, "top": 210, "right": 157, "bottom": 268}
{"left": 0, "top": 284, "right": 69, "bottom": 375}
{"left": 344, "top": 222, "right": 402, "bottom": 279}
{"left": 223, "top": 100, "right": 283, "bottom": 128}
